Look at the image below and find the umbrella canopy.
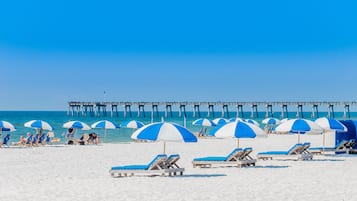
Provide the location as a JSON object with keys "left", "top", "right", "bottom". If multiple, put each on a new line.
{"left": 121, "top": 120, "right": 144, "bottom": 129}
{"left": 280, "top": 118, "right": 290, "bottom": 123}
{"left": 212, "top": 118, "right": 228, "bottom": 125}
{"left": 275, "top": 118, "right": 323, "bottom": 143}
{"left": 212, "top": 120, "right": 265, "bottom": 147}
{"left": 63, "top": 121, "right": 91, "bottom": 130}
{"left": 229, "top": 117, "right": 244, "bottom": 122}
{"left": 91, "top": 120, "right": 119, "bottom": 129}
{"left": 244, "top": 119, "right": 260, "bottom": 126}
{"left": 24, "top": 120, "right": 54, "bottom": 131}
{"left": 192, "top": 118, "right": 216, "bottom": 127}
{"left": 315, "top": 117, "right": 347, "bottom": 132}
{"left": 91, "top": 120, "right": 119, "bottom": 143}
{"left": 0, "top": 120, "right": 16, "bottom": 132}
{"left": 315, "top": 117, "right": 347, "bottom": 153}
{"left": 262, "top": 118, "right": 281, "bottom": 125}
{"left": 131, "top": 122, "right": 197, "bottom": 153}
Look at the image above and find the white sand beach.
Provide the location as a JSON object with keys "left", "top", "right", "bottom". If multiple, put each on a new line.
{"left": 1, "top": 134, "right": 356, "bottom": 201}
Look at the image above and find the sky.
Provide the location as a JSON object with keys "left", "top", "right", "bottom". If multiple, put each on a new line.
{"left": 1, "top": 0, "right": 357, "bottom": 111}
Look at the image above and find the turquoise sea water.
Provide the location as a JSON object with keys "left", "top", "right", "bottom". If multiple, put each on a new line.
{"left": 0, "top": 111, "right": 355, "bottom": 144}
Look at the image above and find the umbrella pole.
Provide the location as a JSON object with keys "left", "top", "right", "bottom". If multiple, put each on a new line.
{"left": 322, "top": 132, "right": 326, "bottom": 154}
{"left": 104, "top": 129, "right": 106, "bottom": 144}
{"left": 237, "top": 138, "right": 240, "bottom": 148}
{"left": 163, "top": 141, "right": 166, "bottom": 154}
{"left": 298, "top": 131, "right": 301, "bottom": 144}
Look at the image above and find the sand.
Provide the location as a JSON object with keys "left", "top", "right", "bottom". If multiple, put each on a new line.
{"left": 1, "top": 133, "right": 356, "bottom": 201}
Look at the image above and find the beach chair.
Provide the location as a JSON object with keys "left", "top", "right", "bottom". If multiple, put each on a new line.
{"left": 2, "top": 134, "right": 10, "bottom": 147}
{"left": 257, "top": 143, "right": 312, "bottom": 160}
{"left": 345, "top": 139, "right": 357, "bottom": 154}
{"left": 192, "top": 148, "right": 252, "bottom": 168}
{"left": 26, "top": 134, "right": 33, "bottom": 147}
{"left": 239, "top": 147, "right": 257, "bottom": 166}
{"left": 309, "top": 140, "right": 349, "bottom": 154}
{"left": 110, "top": 154, "right": 168, "bottom": 177}
{"left": 164, "top": 154, "right": 185, "bottom": 176}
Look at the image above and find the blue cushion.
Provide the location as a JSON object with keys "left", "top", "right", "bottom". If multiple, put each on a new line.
{"left": 258, "top": 151, "right": 290, "bottom": 155}
{"left": 111, "top": 165, "right": 149, "bottom": 170}
{"left": 193, "top": 156, "right": 227, "bottom": 161}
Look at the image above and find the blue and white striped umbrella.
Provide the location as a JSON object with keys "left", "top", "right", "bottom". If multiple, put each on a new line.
{"left": 91, "top": 120, "right": 119, "bottom": 129}
{"left": 275, "top": 118, "right": 323, "bottom": 143}
{"left": 121, "top": 120, "right": 144, "bottom": 129}
{"left": 315, "top": 117, "right": 347, "bottom": 132}
{"left": 91, "top": 120, "right": 119, "bottom": 143}
{"left": 229, "top": 117, "right": 244, "bottom": 122}
{"left": 0, "top": 120, "right": 16, "bottom": 132}
{"left": 262, "top": 118, "right": 281, "bottom": 125}
{"left": 315, "top": 117, "right": 347, "bottom": 153}
{"left": 212, "top": 118, "right": 228, "bottom": 125}
{"left": 212, "top": 120, "right": 266, "bottom": 147}
{"left": 131, "top": 122, "right": 197, "bottom": 153}
{"left": 63, "top": 121, "right": 91, "bottom": 130}
{"left": 24, "top": 120, "right": 54, "bottom": 131}
{"left": 244, "top": 119, "right": 260, "bottom": 126}
{"left": 192, "top": 118, "right": 216, "bottom": 127}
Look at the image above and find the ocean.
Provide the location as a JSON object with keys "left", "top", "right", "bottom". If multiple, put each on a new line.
{"left": 0, "top": 111, "right": 355, "bottom": 144}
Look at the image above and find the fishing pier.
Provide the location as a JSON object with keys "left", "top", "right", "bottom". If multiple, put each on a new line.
{"left": 67, "top": 101, "right": 357, "bottom": 119}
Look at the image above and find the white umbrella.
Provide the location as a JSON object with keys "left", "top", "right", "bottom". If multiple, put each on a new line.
{"left": 24, "top": 120, "right": 53, "bottom": 131}
{"left": 121, "top": 120, "right": 144, "bottom": 129}
{"left": 275, "top": 118, "right": 323, "bottom": 143}
{"left": 244, "top": 119, "right": 260, "bottom": 126}
{"left": 212, "top": 118, "right": 228, "bottom": 125}
{"left": 91, "top": 120, "right": 119, "bottom": 143}
{"left": 315, "top": 117, "right": 347, "bottom": 153}
{"left": 212, "top": 120, "right": 266, "bottom": 148}
{"left": 63, "top": 121, "right": 91, "bottom": 130}
{"left": 131, "top": 122, "right": 197, "bottom": 154}
{"left": 192, "top": 118, "right": 216, "bottom": 127}
{"left": 262, "top": 118, "right": 281, "bottom": 125}
{"left": 0, "top": 120, "right": 16, "bottom": 132}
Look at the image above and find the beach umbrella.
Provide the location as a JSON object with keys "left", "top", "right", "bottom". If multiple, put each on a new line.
{"left": 0, "top": 120, "right": 16, "bottom": 132}
{"left": 315, "top": 117, "right": 347, "bottom": 153}
{"left": 91, "top": 120, "right": 119, "bottom": 143}
{"left": 24, "top": 120, "right": 54, "bottom": 131}
{"left": 262, "top": 118, "right": 281, "bottom": 125}
{"left": 192, "top": 118, "right": 216, "bottom": 127}
{"left": 131, "top": 122, "right": 197, "bottom": 154}
{"left": 121, "top": 120, "right": 144, "bottom": 129}
{"left": 212, "top": 120, "right": 266, "bottom": 147}
{"left": 63, "top": 121, "right": 91, "bottom": 130}
{"left": 229, "top": 117, "right": 244, "bottom": 122}
{"left": 212, "top": 118, "right": 229, "bottom": 125}
{"left": 244, "top": 119, "right": 260, "bottom": 126}
{"left": 193, "top": 118, "right": 216, "bottom": 136}
{"left": 275, "top": 118, "right": 323, "bottom": 143}
{"left": 280, "top": 118, "right": 289, "bottom": 123}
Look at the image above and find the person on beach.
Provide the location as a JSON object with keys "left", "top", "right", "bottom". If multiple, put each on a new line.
{"left": 14, "top": 135, "right": 27, "bottom": 146}
{"left": 88, "top": 132, "right": 99, "bottom": 145}
{"left": 66, "top": 127, "right": 75, "bottom": 145}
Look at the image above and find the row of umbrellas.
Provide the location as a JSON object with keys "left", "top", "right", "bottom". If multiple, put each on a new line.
{"left": 0, "top": 120, "right": 145, "bottom": 143}
{"left": 1, "top": 117, "right": 348, "bottom": 154}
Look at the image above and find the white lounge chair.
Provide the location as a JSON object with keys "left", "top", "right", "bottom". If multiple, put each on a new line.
{"left": 110, "top": 154, "right": 168, "bottom": 177}
{"left": 309, "top": 140, "right": 349, "bottom": 154}
{"left": 192, "top": 148, "right": 254, "bottom": 168}
{"left": 164, "top": 154, "right": 185, "bottom": 176}
{"left": 257, "top": 143, "right": 312, "bottom": 160}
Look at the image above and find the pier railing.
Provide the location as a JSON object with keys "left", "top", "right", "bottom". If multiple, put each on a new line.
{"left": 68, "top": 101, "right": 357, "bottom": 119}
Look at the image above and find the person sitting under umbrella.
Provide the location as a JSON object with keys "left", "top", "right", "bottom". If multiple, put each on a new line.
{"left": 88, "top": 132, "right": 99, "bottom": 145}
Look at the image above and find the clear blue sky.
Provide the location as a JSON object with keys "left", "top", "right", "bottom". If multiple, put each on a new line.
{"left": 1, "top": 0, "right": 357, "bottom": 110}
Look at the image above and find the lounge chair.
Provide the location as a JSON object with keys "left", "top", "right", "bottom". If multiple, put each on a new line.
{"left": 309, "top": 140, "right": 349, "bottom": 154}
{"left": 26, "top": 134, "right": 33, "bottom": 147}
{"left": 257, "top": 143, "right": 312, "bottom": 160}
{"left": 164, "top": 154, "right": 185, "bottom": 176}
{"left": 192, "top": 148, "right": 253, "bottom": 168}
{"left": 239, "top": 147, "right": 257, "bottom": 166}
{"left": 110, "top": 154, "right": 168, "bottom": 177}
